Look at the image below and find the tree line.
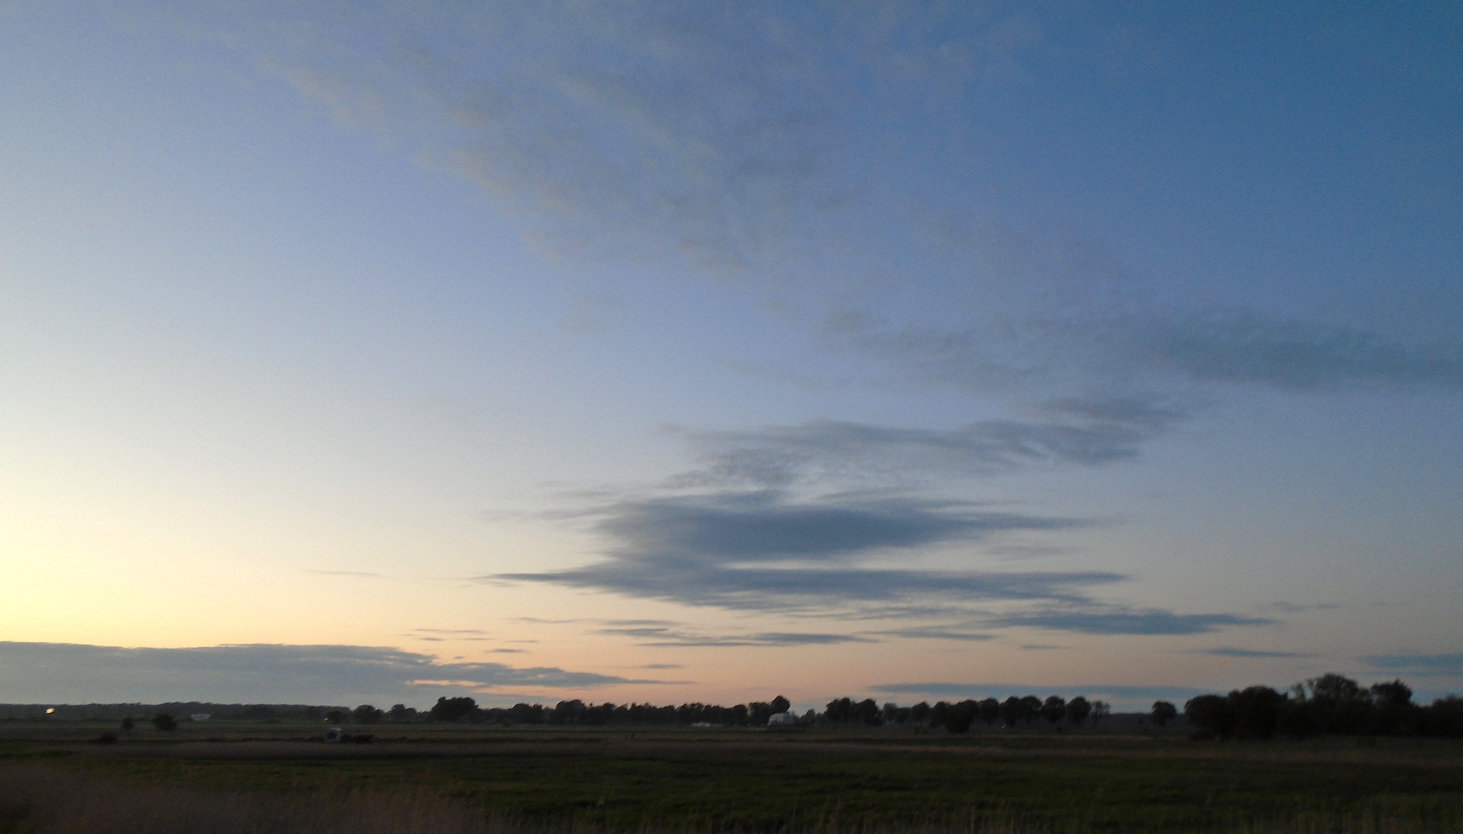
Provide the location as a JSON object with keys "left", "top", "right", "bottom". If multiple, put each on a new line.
{"left": 401, "top": 692, "right": 1115, "bottom": 731}
{"left": 1182, "top": 674, "right": 1463, "bottom": 739}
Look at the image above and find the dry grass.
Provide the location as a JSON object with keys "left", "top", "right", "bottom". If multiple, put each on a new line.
{"left": 0, "top": 766, "right": 527, "bottom": 834}
{"left": 2, "top": 765, "right": 1461, "bottom": 834}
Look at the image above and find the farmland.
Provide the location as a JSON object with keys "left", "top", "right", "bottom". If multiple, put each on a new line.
{"left": 3, "top": 720, "right": 1463, "bottom": 833}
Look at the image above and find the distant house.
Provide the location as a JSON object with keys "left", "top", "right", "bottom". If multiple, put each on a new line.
{"left": 190, "top": 713, "right": 211, "bottom": 722}
{"left": 767, "top": 711, "right": 796, "bottom": 727}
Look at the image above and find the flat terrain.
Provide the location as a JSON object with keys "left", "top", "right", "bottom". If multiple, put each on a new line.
{"left": 4, "top": 721, "right": 1463, "bottom": 832}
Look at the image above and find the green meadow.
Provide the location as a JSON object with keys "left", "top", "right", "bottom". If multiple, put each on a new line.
{"left": 4, "top": 721, "right": 1463, "bottom": 833}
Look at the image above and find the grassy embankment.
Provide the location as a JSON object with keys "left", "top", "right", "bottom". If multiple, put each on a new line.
{"left": 2, "top": 720, "right": 1462, "bottom": 833}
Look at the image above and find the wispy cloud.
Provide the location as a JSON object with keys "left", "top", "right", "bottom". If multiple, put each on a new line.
{"left": 1191, "top": 647, "right": 1308, "bottom": 658}
{"left": 827, "top": 308, "right": 1463, "bottom": 395}
{"left": 871, "top": 626, "right": 995, "bottom": 642}
{"left": 0, "top": 642, "right": 655, "bottom": 705}
{"left": 983, "top": 608, "right": 1273, "bottom": 635}
{"left": 491, "top": 490, "right": 1112, "bottom": 613}
{"left": 1127, "top": 315, "right": 1463, "bottom": 391}
{"left": 597, "top": 624, "right": 872, "bottom": 648}
{"left": 1365, "top": 652, "right": 1463, "bottom": 677}
{"left": 673, "top": 397, "right": 1188, "bottom": 489}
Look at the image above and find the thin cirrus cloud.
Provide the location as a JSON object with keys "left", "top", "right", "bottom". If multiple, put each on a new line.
{"left": 673, "top": 397, "right": 1188, "bottom": 489}
{"left": 1365, "top": 652, "right": 1463, "bottom": 677}
{"left": 596, "top": 623, "right": 874, "bottom": 648}
{"left": 983, "top": 608, "right": 1274, "bottom": 636}
{"left": 184, "top": 0, "right": 1463, "bottom": 406}
{"left": 826, "top": 310, "right": 1463, "bottom": 397}
{"left": 0, "top": 642, "right": 654, "bottom": 705}
{"left": 1192, "top": 647, "right": 1309, "bottom": 659}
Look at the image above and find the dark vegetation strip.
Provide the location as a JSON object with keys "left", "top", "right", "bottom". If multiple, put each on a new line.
{"left": 9, "top": 733, "right": 1463, "bottom": 833}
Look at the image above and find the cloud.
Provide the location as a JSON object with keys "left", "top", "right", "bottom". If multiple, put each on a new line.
{"left": 673, "top": 397, "right": 1188, "bottom": 489}
{"left": 1192, "top": 647, "right": 1308, "bottom": 658}
{"left": 1126, "top": 315, "right": 1463, "bottom": 391}
{"left": 872, "top": 626, "right": 995, "bottom": 642}
{"left": 198, "top": 2, "right": 1463, "bottom": 406}
{"left": 597, "top": 624, "right": 873, "bottom": 648}
{"left": 492, "top": 490, "right": 1114, "bottom": 613}
{"left": 0, "top": 642, "right": 654, "bottom": 705}
{"left": 1365, "top": 652, "right": 1463, "bottom": 677}
{"left": 983, "top": 608, "right": 1273, "bottom": 635}
{"left": 827, "top": 307, "right": 1463, "bottom": 396}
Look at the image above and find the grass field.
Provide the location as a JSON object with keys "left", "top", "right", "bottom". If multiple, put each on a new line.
{"left": 3, "top": 721, "right": 1462, "bottom": 833}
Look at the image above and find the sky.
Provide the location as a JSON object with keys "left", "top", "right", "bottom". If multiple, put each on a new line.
{"left": 2, "top": 1, "right": 1461, "bottom": 712}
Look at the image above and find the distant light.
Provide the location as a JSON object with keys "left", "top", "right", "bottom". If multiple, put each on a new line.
{"left": 45, "top": 708, "right": 54, "bottom": 714}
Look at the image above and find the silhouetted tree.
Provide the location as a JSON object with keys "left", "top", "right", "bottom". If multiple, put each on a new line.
{"left": 824, "top": 698, "right": 853, "bottom": 724}
{"left": 978, "top": 698, "right": 1001, "bottom": 726}
{"left": 1066, "top": 696, "right": 1091, "bottom": 726}
{"left": 151, "top": 713, "right": 177, "bottom": 732}
{"left": 387, "top": 704, "right": 417, "bottom": 722}
{"left": 120, "top": 717, "right": 134, "bottom": 731}
{"left": 854, "top": 698, "right": 882, "bottom": 726}
{"left": 1040, "top": 696, "right": 1066, "bottom": 725}
{"left": 1370, "top": 680, "right": 1416, "bottom": 734}
{"left": 1019, "top": 695, "right": 1042, "bottom": 725}
{"left": 430, "top": 697, "right": 478, "bottom": 723}
{"left": 999, "top": 696, "right": 1024, "bottom": 727}
{"left": 1150, "top": 700, "right": 1177, "bottom": 728}
{"left": 1090, "top": 701, "right": 1111, "bottom": 725}
{"left": 1229, "top": 686, "right": 1284, "bottom": 739}
{"left": 353, "top": 705, "right": 383, "bottom": 725}
{"left": 941, "top": 700, "right": 976, "bottom": 734}
{"left": 324, "top": 710, "right": 348, "bottom": 725}
{"left": 1184, "top": 694, "right": 1232, "bottom": 739}
{"left": 910, "top": 701, "right": 931, "bottom": 726}
{"left": 771, "top": 695, "right": 791, "bottom": 714}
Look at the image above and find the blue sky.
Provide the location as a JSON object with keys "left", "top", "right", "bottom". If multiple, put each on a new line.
{"left": 1, "top": 1, "right": 1460, "bottom": 711}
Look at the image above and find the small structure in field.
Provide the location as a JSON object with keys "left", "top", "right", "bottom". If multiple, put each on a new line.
{"left": 190, "top": 713, "right": 211, "bottom": 722}
{"left": 324, "top": 727, "right": 343, "bottom": 743}
{"left": 767, "top": 711, "right": 797, "bottom": 727}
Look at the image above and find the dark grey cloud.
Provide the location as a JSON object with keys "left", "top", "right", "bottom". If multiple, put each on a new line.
{"left": 1365, "top": 652, "right": 1463, "bottom": 676}
{"left": 872, "top": 626, "right": 995, "bottom": 642}
{"left": 1192, "top": 647, "right": 1307, "bottom": 658}
{"left": 826, "top": 307, "right": 1463, "bottom": 395}
{"left": 591, "top": 491, "right": 1082, "bottom": 562}
{"left": 0, "top": 642, "right": 652, "bottom": 705}
{"left": 1127, "top": 315, "right": 1463, "bottom": 391}
{"left": 493, "top": 490, "right": 1113, "bottom": 613}
{"left": 675, "top": 397, "right": 1187, "bottom": 489}
{"left": 597, "top": 624, "right": 873, "bottom": 648}
{"left": 984, "top": 608, "right": 1273, "bottom": 635}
